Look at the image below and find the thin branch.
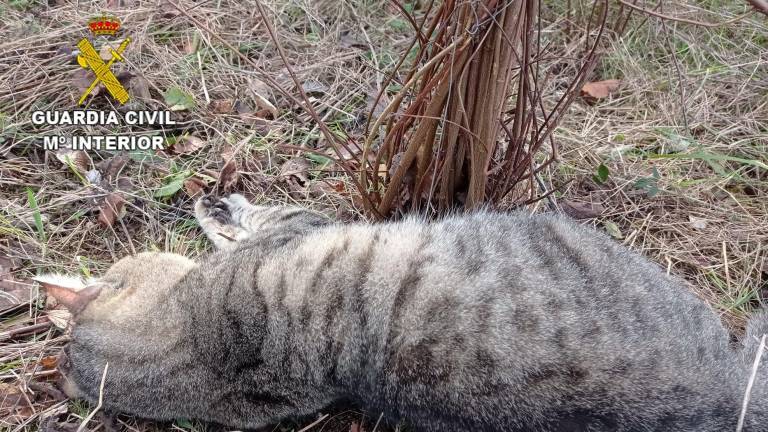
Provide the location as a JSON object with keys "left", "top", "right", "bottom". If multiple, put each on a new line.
{"left": 618, "top": 0, "right": 753, "bottom": 27}
{"left": 166, "top": 0, "right": 381, "bottom": 218}
{"left": 76, "top": 362, "right": 108, "bottom": 432}
{"left": 296, "top": 413, "right": 329, "bottom": 432}
{"left": 737, "top": 334, "right": 766, "bottom": 432}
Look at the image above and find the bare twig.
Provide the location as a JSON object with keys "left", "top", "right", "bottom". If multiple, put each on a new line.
{"left": 165, "top": 0, "right": 381, "bottom": 218}
{"left": 296, "top": 413, "right": 329, "bottom": 432}
{"left": 618, "top": 0, "right": 752, "bottom": 27}
{"left": 737, "top": 334, "right": 766, "bottom": 432}
{"left": 76, "top": 362, "right": 108, "bottom": 432}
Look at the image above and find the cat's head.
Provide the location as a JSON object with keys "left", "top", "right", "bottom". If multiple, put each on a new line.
{"left": 36, "top": 252, "right": 201, "bottom": 419}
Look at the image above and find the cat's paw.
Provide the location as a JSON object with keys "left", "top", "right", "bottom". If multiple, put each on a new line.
{"left": 195, "top": 194, "right": 251, "bottom": 225}
{"left": 196, "top": 194, "right": 233, "bottom": 225}
{"left": 195, "top": 194, "right": 254, "bottom": 249}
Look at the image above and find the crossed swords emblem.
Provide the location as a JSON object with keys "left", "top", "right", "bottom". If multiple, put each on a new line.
{"left": 76, "top": 37, "right": 131, "bottom": 105}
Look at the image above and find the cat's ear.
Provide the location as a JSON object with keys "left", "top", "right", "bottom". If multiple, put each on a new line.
{"left": 33, "top": 274, "right": 103, "bottom": 315}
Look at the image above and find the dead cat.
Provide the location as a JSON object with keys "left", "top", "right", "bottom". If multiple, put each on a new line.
{"left": 37, "top": 193, "right": 768, "bottom": 431}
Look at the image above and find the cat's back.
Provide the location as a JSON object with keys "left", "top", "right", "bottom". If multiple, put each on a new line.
{"left": 393, "top": 210, "right": 734, "bottom": 368}
{"left": 353, "top": 211, "right": 745, "bottom": 429}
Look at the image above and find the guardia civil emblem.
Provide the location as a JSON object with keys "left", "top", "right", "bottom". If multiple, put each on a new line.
{"left": 76, "top": 15, "right": 131, "bottom": 105}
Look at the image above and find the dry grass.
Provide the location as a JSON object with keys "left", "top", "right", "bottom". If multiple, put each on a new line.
{"left": 549, "top": 0, "right": 768, "bottom": 331}
{"left": 0, "top": 0, "right": 767, "bottom": 431}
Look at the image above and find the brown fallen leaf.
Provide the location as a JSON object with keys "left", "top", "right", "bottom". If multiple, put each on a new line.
{"left": 97, "top": 153, "right": 130, "bottom": 183}
{"left": 0, "top": 255, "right": 31, "bottom": 310}
{"left": 248, "top": 78, "right": 271, "bottom": 98}
{"left": 46, "top": 309, "right": 72, "bottom": 329}
{"left": 279, "top": 157, "right": 312, "bottom": 185}
{"left": 39, "top": 356, "right": 59, "bottom": 370}
{"left": 99, "top": 38, "right": 127, "bottom": 61}
{"left": 581, "top": 79, "right": 621, "bottom": 100}
{"left": 339, "top": 32, "right": 367, "bottom": 49}
{"left": 209, "top": 99, "right": 235, "bottom": 114}
{"left": 71, "top": 69, "right": 101, "bottom": 98}
{"left": 0, "top": 383, "right": 30, "bottom": 423}
{"left": 171, "top": 135, "right": 206, "bottom": 155}
{"left": 248, "top": 79, "right": 278, "bottom": 119}
{"left": 127, "top": 75, "right": 152, "bottom": 100}
{"left": 217, "top": 158, "right": 239, "bottom": 193}
{"left": 560, "top": 200, "right": 605, "bottom": 220}
{"left": 97, "top": 193, "right": 126, "bottom": 227}
{"left": 183, "top": 176, "right": 207, "bottom": 198}
{"left": 301, "top": 79, "right": 328, "bottom": 96}
{"left": 253, "top": 93, "right": 278, "bottom": 119}
{"left": 55, "top": 148, "right": 90, "bottom": 174}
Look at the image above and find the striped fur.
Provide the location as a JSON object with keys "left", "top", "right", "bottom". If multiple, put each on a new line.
{"left": 56, "top": 194, "right": 768, "bottom": 431}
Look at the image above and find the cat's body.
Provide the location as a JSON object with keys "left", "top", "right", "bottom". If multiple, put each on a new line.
{"left": 43, "top": 194, "right": 768, "bottom": 431}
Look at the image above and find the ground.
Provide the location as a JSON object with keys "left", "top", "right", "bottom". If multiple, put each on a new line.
{"left": 0, "top": 0, "right": 766, "bottom": 431}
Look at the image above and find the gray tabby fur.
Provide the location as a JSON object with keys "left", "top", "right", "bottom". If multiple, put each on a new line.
{"left": 50, "top": 193, "right": 768, "bottom": 431}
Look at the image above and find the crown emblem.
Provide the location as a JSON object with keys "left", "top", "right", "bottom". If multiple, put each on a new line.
{"left": 87, "top": 15, "right": 121, "bottom": 36}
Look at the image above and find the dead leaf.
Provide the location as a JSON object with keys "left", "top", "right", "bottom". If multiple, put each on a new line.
{"left": 217, "top": 159, "right": 239, "bottom": 193}
{"left": 279, "top": 157, "right": 311, "bottom": 185}
{"left": 248, "top": 79, "right": 278, "bottom": 119}
{"left": 116, "top": 177, "right": 134, "bottom": 192}
{"left": 55, "top": 148, "right": 90, "bottom": 174}
{"left": 127, "top": 75, "right": 152, "bottom": 100}
{"left": 0, "top": 255, "right": 31, "bottom": 310}
{"left": 689, "top": 215, "right": 708, "bottom": 230}
{"left": 1, "top": 255, "right": 20, "bottom": 276}
{"left": 209, "top": 99, "right": 235, "bottom": 114}
{"left": 0, "top": 383, "right": 30, "bottom": 423}
{"left": 348, "top": 422, "right": 362, "bottom": 432}
{"left": 324, "top": 141, "right": 363, "bottom": 162}
{"left": 171, "top": 135, "right": 206, "bottom": 155}
{"left": 39, "top": 356, "right": 58, "bottom": 370}
{"left": 71, "top": 69, "right": 101, "bottom": 98}
{"left": 46, "top": 309, "right": 72, "bottom": 329}
{"left": 99, "top": 39, "right": 126, "bottom": 61}
{"left": 561, "top": 200, "right": 604, "bottom": 219}
{"left": 97, "top": 153, "right": 130, "bottom": 183}
{"left": 157, "top": 0, "right": 181, "bottom": 18}
{"left": 581, "top": 79, "right": 621, "bottom": 100}
{"left": 220, "top": 144, "right": 236, "bottom": 161}
{"left": 97, "top": 193, "right": 126, "bottom": 227}
{"left": 248, "top": 78, "right": 271, "bottom": 97}
{"left": 301, "top": 80, "right": 328, "bottom": 96}
{"left": 339, "top": 32, "right": 366, "bottom": 49}
{"left": 252, "top": 93, "right": 279, "bottom": 119}
{"left": 183, "top": 177, "right": 207, "bottom": 198}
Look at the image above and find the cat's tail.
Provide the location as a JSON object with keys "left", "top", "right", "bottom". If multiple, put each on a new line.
{"left": 743, "top": 310, "right": 768, "bottom": 365}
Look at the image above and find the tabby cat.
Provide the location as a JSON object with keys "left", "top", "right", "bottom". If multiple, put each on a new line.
{"left": 38, "top": 193, "right": 768, "bottom": 431}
